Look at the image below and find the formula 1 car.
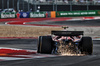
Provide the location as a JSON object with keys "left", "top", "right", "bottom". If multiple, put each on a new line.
{"left": 37, "top": 31, "right": 93, "bottom": 55}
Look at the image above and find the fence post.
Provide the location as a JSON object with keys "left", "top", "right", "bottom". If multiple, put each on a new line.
{"left": 33, "top": 0, "right": 36, "bottom": 12}
{"left": 87, "top": 1, "right": 89, "bottom": 11}
{"left": 70, "top": 1, "right": 72, "bottom": 11}
{"left": 7, "top": 0, "right": 9, "bottom": 9}
{"left": 17, "top": 0, "right": 19, "bottom": 12}
{"left": 23, "top": 0, "right": 24, "bottom": 11}
{"left": 53, "top": 0, "right": 55, "bottom": 11}
{"left": 56, "top": 0, "right": 57, "bottom": 11}
{"left": 28, "top": 0, "right": 30, "bottom": 11}
{"left": 13, "top": 0, "right": 14, "bottom": 9}
{"left": 2, "top": 0, "right": 4, "bottom": 9}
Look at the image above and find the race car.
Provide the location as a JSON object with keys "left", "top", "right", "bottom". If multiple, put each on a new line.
{"left": 37, "top": 31, "right": 93, "bottom": 55}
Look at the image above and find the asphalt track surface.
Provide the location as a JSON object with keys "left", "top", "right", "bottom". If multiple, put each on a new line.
{"left": 0, "top": 39, "right": 99, "bottom": 66}
{"left": 0, "top": 18, "right": 100, "bottom": 66}
{"left": 26, "top": 19, "right": 100, "bottom": 27}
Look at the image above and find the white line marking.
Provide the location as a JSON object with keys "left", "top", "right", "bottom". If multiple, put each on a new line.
{"left": 0, "top": 57, "right": 26, "bottom": 61}
{"left": 5, "top": 22, "right": 8, "bottom": 25}
{"left": 0, "top": 54, "right": 57, "bottom": 61}
{"left": 0, "top": 47, "right": 37, "bottom": 52}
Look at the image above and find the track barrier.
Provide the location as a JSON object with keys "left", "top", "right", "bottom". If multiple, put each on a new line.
{"left": 0, "top": 10, "right": 100, "bottom": 19}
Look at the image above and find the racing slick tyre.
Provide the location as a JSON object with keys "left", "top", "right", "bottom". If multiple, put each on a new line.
{"left": 81, "top": 37, "right": 93, "bottom": 55}
{"left": 37, "top": 36, "right": 53, "bottom": 54}
{"left": 37, "top": 36, "right": 41, "bottom": 53}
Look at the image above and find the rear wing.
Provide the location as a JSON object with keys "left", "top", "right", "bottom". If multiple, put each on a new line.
{"left": 51, "top": 31, "right": 84, "bottom": 36}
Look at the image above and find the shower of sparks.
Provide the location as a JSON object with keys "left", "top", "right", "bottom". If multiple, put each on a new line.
{"left": 57, "top": 43, "right": 85, "bottom": 56}
{"left": 60, "top": 53, "right": 85, "bottom": 56}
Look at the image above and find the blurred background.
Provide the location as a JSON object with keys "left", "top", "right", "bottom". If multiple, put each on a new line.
{"left": 0, "top": 0, "right": 100, "bottom": 12}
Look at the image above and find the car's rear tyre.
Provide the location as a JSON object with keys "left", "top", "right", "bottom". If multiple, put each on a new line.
{"left": 37, "top": 36, "right": 41, "bottom": 53}
{"left": 37, "top": 36, "right": 53, "bottom": 54}
{"left": 81, "top": 37, "right": 93, "bottom": 55}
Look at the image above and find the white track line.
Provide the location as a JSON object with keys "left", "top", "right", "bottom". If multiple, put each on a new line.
{"left": 0, "top": 47, "right": 37, "bottom": 52}
{"left": 0, "top": 47, "right": 57, "bottom": 61}
{"left": 0, "top": 57, "right": 26, "bottom": 61}
{"left": 0, "top": 55, "right": 57, "bottom": 61}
